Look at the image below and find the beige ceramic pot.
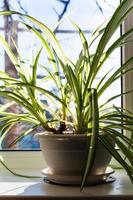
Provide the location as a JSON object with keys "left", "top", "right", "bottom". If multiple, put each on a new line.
{"left": 37, "top": 132, "right": 114, "bottom": 185}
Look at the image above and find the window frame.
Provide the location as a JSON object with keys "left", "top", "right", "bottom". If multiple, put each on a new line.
{"left": 123, "top": 11, "right": 133, "bottom": 113}
{"left": 0, "top": 5, "right": 133, "bottom": 171}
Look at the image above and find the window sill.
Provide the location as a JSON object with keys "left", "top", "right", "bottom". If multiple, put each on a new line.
{"left": 0, "top": 151, "right": 45, "bottom": 170}
{"left": 0, "top": 169, "right": 133, "bottom": 200}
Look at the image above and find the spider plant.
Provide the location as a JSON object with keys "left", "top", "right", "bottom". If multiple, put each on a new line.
{"left": 0, "top": 0, "right": 133, "bottom": 189}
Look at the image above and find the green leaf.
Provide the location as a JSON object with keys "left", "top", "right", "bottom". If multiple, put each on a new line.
{"left": 98, "top": 57, "right": 133, "bottom": 97}
{"left": 100, "top": 127, "right": 133, "bottom": 149}
{"left": 100, "top": 90, "right": 133, "bottom": 109}
{"left": 8, "top": 125, "right": 40, "bottom": 147}
{"left": 99, "top": 133, "right": 133, "bottom": 183}
{"left": 81, "top": 88, "right": 99, "bottom": 190}
{"left": 84, "top": 0, "right": 133, "bottom": 89}
{"left": 111, "top": 135, "right": 133, "bottom": 166}
{"left": 91, "top": 0, "right": 132, "bottom": 75}
{"left": 32, "top": 48, "right": 42, "bottom": 86}
{"left": 0, "top": 121, "right": 18, "bottom": 145}
{"left": 10, "top": 82, "right": 66, "bottom": 107}
{"left": 0, "top": 35, "right": 18, "bottom": 66}
{"left": 95, "top": 28, "right": 133, "bottom": 84}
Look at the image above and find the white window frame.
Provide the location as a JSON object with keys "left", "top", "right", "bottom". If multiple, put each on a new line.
{"left": 0, "top": 7, "right": 133, "bottom": 172}
{"left": 123, "top": 11, "right": 133, "bottom": 113}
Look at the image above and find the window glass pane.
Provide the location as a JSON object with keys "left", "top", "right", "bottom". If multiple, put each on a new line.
{"left": 0, "top": 0, "right": 120, "bottom": 150}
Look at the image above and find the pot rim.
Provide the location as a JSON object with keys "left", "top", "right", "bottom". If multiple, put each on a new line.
{"left": 36, "top": 132, "right": 87, "bottom": 137}
{"left": 36, "top": 131, "right": 103, "bottom": 138}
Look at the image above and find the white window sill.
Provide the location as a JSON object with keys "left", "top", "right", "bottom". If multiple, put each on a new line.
{"left": 0, "top": 169, "right": 133, "bottom": 199}
{"left": 0, "top": 151, "right": 45, "bottom": 170}
{"left": 0, "top": 151, "right": 122, "bottom": 170}
{"left": 0, "top": 152, "right": 132, "bottom": 199}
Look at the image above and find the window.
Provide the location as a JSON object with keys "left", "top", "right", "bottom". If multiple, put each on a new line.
{"left": 0, "top": 0, "right": 133, "bottom": 172}
{"left": 0, "top": 0, "right": 122, "bottom": 152}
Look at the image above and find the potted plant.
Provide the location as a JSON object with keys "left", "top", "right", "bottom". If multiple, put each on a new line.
{"left": 0, "top": 0, "right": 132, "bottom": 190}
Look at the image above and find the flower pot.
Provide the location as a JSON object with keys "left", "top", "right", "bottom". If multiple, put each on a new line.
{"left": 37, "top": 132, "right": 114, "bottom": 185}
